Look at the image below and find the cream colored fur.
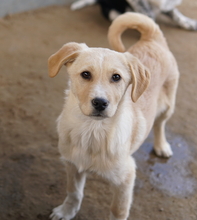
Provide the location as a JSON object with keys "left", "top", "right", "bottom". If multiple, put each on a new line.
{"left": 48, "top": 12, "right": 179, "bottom": 220}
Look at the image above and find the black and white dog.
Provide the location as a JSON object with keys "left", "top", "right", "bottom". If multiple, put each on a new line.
{"left": 71, "top": 0, "right": 197, "bottom": 30}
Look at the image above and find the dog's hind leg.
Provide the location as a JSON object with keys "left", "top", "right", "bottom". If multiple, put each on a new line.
{"left": 163, "top": 8, "right": 197, "bottom": 31}
{"left": 50, "top": 162, "right": 86, "bottom": 220}
{"left": 153, "top": 78, "right": 179, "bottom": 158}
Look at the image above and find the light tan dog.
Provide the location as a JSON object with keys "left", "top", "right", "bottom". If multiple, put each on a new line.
{"left": 48, "top": 12, "right": 179, "bottom": 220}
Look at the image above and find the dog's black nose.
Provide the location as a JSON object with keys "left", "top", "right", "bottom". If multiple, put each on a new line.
{"left": 91, "top": 98, "right": 109, "bottom": 111}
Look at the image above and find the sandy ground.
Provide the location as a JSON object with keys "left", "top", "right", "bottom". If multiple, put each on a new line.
{"left": 0, "top": 1, "right": 197, "bottom": 220}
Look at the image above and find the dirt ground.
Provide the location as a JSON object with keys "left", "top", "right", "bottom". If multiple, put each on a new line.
{"left": 0, "top": 1, "right": 197, "bottom": 220}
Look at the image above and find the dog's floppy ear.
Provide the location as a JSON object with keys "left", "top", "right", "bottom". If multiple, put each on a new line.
{"left": 48, "top": 42, "right": 88, "bottom": 78}
{"left": 125, "top": 52, "right": 151, "bottom": 102}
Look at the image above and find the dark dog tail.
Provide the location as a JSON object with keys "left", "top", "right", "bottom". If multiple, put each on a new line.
{"left": 108, "top": 12, "right": 166, "bottom": 52}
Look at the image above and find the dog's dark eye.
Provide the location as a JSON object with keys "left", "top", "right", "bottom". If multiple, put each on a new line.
{"left": 81, "top": 71, "right": 91, "bottom": 80}
{"left": 112, "top": 74, "right": 121, "bottom": 82}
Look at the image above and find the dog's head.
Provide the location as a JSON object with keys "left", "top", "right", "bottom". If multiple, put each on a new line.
{"left": 48, "top": 42, "right": 150, "bottom": 119}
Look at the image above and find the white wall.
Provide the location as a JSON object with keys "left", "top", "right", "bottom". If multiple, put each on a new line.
{"left": 0, "top": 0, "right": 74, "bottom": 17}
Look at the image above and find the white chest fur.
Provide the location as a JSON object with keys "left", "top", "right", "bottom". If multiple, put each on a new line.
{"left": 57, "top": 91, "right": 134, "bottom": 174}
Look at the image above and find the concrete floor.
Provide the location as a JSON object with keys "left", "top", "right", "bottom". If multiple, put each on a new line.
{"left": 0, "top": 1, "right": 197, "bottom": 220}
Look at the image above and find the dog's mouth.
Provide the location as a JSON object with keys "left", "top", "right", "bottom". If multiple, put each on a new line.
{"left": 89, "top": 112, "right": 108, "bottom": 120}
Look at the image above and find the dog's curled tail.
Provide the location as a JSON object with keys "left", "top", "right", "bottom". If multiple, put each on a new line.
{"left": 108, "top": 12, "right": 165, "bottom": 52}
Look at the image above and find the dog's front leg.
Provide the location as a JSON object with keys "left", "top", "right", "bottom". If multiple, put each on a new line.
{"left": 50, "top": 162, "right": 86, "bottom": 220}
{"left": 110, "top": 157, "right": 136, "bottom": 220}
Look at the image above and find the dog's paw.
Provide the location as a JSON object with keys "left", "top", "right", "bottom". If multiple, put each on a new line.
{"left": 70, "top": 0, "right": 96, "bottom": 11}
{"left": 50, "top": 204, "right": 69, "bottom": 220}
{"left": 50, "top": 203, "right": 79, "bottom": 220}
{"left": 70, "top": 2, "right": 81, "bottom": 11}
{"left": 154, "top": 142, "right": 173, "bottom": 158}
{"left": 50, "top": 193, "right": 82, "bottom": 220}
